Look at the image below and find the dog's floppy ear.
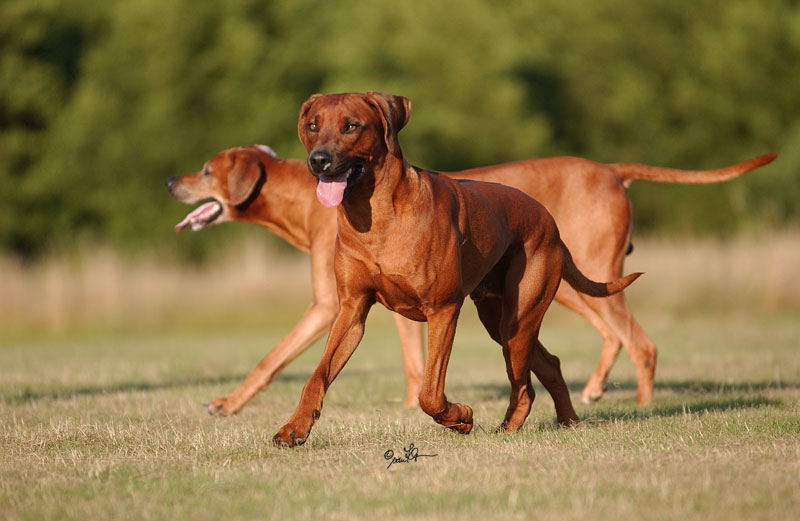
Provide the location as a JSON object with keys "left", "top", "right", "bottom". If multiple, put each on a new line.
{"left": 228, "top": 150, "right": 265, "bottom": 207}
{"left": 297, "top": 93, "right": 323, "bottom": 143}
{"left": 365, "top": 91, "right": 411, "bottom": 157}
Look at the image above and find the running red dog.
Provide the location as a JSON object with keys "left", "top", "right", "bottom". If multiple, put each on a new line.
{"left": 167, "top": 130, "right": 774, "bottom": 414}
{"left": 272, "top": 91, "right": 643, "bottom": 446}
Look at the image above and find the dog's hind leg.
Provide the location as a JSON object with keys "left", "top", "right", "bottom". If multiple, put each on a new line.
{"left": 513, "top": 248, "right": 578, "bottom": 427}
{"left": 578, "top": 291, "right": 657, "bottom": 405}
{"left": 472, "top": 295, "right": 535, "bottom": 432}
{"left": 555, "top": 284, "right": 623, "bottom": 404}
{"left": 530, "top": 341, "right": 579, "bottom": 425}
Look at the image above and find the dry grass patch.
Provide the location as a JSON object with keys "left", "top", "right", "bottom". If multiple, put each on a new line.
{"left": 1, "top": 234, "right": 799, "bottom": 519}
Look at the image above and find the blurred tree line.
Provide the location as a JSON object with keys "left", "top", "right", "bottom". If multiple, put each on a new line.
{"left": 1, "top": 0, "right": 798, "bottom": 260}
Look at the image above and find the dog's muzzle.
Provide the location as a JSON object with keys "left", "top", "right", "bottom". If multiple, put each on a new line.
{"left": 308, "top": 150, "right": 333, "bottom": 176}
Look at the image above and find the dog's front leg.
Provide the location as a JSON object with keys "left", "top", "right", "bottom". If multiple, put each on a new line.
{"left": 272, "top": 295, "right": 373, "bottom": 448}
{"left": 207, "top": 239, "right": 340, "bottom": 416}
{"left": 205, "top": 299, "right": 338, "bottom": 416}
{"left": 418, "top": 303, "right": 473, "bottom": 434}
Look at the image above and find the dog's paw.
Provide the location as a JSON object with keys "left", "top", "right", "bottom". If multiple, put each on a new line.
{"left": 451, "top": 405, "right": 473, "bottom": 434}
{"left": 580, "top": 385, "right": 605, "bottom": 405}
{"left": 437, "top": 404, "right": 473, "bottom": 434}
{"left": 205, "top": 397, "right": 236, "bottom": 416}
{"left": 556, "top": 414, "right": 581, "bottom": 427}
{"left": 272, "top": 425, "right": 308, "bottom": 448}
{"left": 580, "top": 392, "right": 603, "bottom": 405}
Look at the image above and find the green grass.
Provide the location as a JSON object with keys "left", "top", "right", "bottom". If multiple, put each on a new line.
{"left": 1, "top": 304, "right": 798, "bottom": 521}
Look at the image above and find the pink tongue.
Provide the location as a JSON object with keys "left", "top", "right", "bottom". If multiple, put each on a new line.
{"left": 174, "top": 202, "right": 219, "bottom": 232}
{"left": 316, "top": 174, "right": 348, "bottom": 208}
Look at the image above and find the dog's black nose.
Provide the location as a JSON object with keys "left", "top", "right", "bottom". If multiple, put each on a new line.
{"left": 308, "top": 151, "right": 332, "bottom": 175}
{"left": 165, "top": 177, "right": 176, "bottom": 191}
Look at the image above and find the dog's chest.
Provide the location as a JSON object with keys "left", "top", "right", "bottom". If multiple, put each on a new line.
{"left": 372, "top": 274, "right": 428, "bottom": 321}
{"left": 364, "top": 244, "right": 462, "bottom": 321}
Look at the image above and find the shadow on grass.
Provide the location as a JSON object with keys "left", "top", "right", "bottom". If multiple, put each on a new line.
{"left": 583, "top": 395, "right": 783, "bottom": 422}
{"left": 463, "top": 378, "right": 792, "bottom": 422}
{"left": 1, "top": 367, "right": 393, "bottom": 405}
{"left": 6, "top": 368, "right": 796, "bottom": 418}
{"left": 600, "top": 379, "right": 800, "bottom": 395}
{"left": 464, "top": 378, "right": 799, "bottom": 400}
{"left": 2, "top": 373, "right": 248, "bottom": 405}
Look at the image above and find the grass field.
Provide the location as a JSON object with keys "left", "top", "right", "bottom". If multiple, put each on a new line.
{"left": 1, "top": 235, "right": 799, "bottom": 520}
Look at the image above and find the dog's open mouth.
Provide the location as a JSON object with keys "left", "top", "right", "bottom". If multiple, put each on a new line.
{"left": 174, "top": 201, "right": 223, "bottom": 232}
{"left": 316, "top": 163, "right": 365, "bottom": 208}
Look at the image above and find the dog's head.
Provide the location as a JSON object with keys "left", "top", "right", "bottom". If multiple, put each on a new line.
{"left": 166, "top": 145, "right": 273, "bottom": 232}
{"left": 297, "top": 91, "right": 411, "bottom": 208}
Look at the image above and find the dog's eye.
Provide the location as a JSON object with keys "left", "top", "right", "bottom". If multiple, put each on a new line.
{"left": 344, "top": 122, "right": 359, "bottom": 134}
{"left": 306, "top": 122, "right": 318, "bottom": 133}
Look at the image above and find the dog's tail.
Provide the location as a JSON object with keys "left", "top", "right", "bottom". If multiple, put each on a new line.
{"left": 562, "top": 247, "right": 642, "bottom": 298}
{"left": 610, "top": 153, "right": 776, "bottom": 188}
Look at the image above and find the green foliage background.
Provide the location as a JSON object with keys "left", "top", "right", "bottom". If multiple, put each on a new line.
{"left": 2, "top": 0, "right": 798, "bottom": 259}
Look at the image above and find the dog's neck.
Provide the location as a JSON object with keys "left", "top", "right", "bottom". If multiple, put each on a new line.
{"left": 338, "top": 152, "right": 424, "bottom": 236}
{"left": 238, "top": 157, "right": 323, "bottom": 251}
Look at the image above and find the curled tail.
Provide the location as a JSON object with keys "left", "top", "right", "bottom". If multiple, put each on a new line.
{"left": 611, "top": 153, "right": 776, "bottom": 188}
{"left": 562, "top": 246, "right": 642, "bottom": 297}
